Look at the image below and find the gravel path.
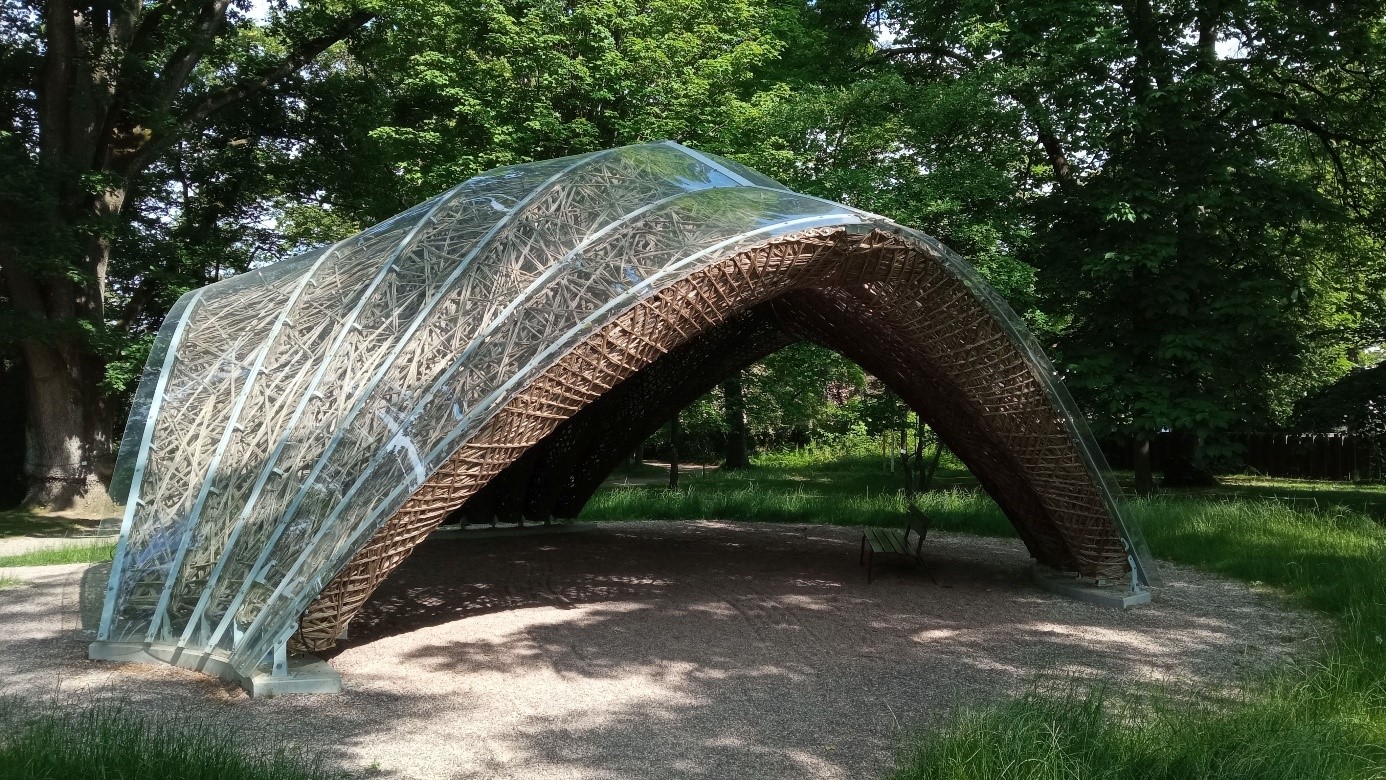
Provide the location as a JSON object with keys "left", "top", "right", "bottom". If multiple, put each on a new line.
{"left": 0, "top": 521, "right": 1327, "bottom": 779}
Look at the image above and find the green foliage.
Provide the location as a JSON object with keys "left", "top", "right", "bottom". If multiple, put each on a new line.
{"left": 11, "top": 0, "right": 1384, "bottom": 487}
{"left": 0, "top": 697, "right": 346, "bottom": 780}
{"left": 1295, "top": 362, "right": 1386, "bottom": 432}
{"left": 290, "top": 0, "right": 788, "bottom": 218}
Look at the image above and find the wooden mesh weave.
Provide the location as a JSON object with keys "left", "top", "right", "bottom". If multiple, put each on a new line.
{"left": 293, "top": 227, "right": 1130, "bottom": 651}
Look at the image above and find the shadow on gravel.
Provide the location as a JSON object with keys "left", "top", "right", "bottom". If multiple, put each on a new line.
{"left": 0, "top": 522, "right": 1325, "bottom": 780}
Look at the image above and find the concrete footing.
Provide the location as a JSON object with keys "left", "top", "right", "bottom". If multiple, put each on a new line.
{"left": 88, "top": 641, "right": 341, "bottom": 697}
{"left": 429, "top": 520, "right": 584, "bottom": 540}
{"left": 1032, "top": 565, "right": 1152, "bottom": 608}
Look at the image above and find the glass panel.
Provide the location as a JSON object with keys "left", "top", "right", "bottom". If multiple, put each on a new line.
{"left": 229, "top": 184, "right": 859, "bottom": 668}
{"left": 109, "top": 287, "right": 205, "bottom": 504}
{"left": 191, "top": 153, "right": 594, "bottom": 654}
{"left": 106, "top": 202, "right": 438, "bottom": 642}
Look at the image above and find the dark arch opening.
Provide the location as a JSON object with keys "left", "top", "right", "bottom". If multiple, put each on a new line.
{"left": 449, "top": 288, "right": 1080, "bottom": 576}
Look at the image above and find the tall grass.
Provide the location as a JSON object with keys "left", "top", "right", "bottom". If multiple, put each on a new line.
{"left": 0, "top": 697, "right": 345, "bottom": 780}
{"left": 0, "top": 541, "right": 115, "bottom": 567}
{"left": 583, "top": 483, "right": 1014, "bottom": 534}
{"left": 889, "top": 682, "right": 1381, "bottom": 780}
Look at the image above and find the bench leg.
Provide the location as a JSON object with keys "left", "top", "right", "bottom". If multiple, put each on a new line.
{"left": 921, "top": 561, "right": 938, "bottom": 586}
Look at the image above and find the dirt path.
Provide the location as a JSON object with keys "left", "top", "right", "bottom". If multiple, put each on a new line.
{"left": 0, "top": 521, "right": 1326, "bottom": 780}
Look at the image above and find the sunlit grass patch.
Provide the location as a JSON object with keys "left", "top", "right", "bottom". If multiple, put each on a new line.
{"left": 891, "top": 494, "right": 1386, "bottom": 779}
{"left": 0, "top": 542, "right": 115, "bottom": 568}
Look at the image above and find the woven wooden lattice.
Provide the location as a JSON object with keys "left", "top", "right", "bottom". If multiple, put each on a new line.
{"left": 294, "top": 227, "right": 1131, "bottom": 651}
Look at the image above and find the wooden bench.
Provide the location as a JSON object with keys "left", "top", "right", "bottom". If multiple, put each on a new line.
{"left": 859, "top": 507, "right": 936, "bottom": 584}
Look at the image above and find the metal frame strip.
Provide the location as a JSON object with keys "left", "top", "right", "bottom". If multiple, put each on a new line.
{"left": 97, "top": 288, "right": 207, "bottom": 640}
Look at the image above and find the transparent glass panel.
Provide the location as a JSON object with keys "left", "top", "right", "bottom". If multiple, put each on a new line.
{"left": 229, "top": 185, "right": 860, "bottom": 668}
{"left": 106, "top": 202, "right": 438, "bottom": 642}
{"left": 190, "top": 153, "right": 596, "bottom": 653}
{"left": 109, "top": 286, "right": 206, "bottom": 504}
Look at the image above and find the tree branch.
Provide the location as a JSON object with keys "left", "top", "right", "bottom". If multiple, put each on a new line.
{"left": 128, "top": 9, "right": 376, "bottom": 172}
{"left": 151, "top": 0, "right": 233, "bottom": 110}
{"left": 875, "top": 44, "right": 978, "bottom": 69}
{"left": 37, "top": 0, "right": 77, "bottom": 165}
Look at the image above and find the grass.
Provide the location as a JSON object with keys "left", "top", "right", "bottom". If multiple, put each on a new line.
{"left": 585, "top": 450, "right": 1386, "bottom": 780}
{"left": 585, "top": 449, "right": 1009, "bottom": 532}
{"left": 0, "top": 696, "right": 345, "bottom": 780}
{"left": 0, "top": 576, "right": 20, "bottom": 590}
{"left": 0, "top": 541, "right": 115, "bottom": 567}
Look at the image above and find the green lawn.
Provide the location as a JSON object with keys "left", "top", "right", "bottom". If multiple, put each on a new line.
{"left": 586, "top": 450, "right": 1386, "bottom": 780}
{"left": 588, "top": 451, "right": 1010, "bottom": 533}
{"left": 0, "top": 542, "right": 116, "bottom": 568}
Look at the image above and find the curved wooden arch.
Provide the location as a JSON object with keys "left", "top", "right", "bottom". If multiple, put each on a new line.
{"left": 295, "top": 226, "right": 1143, "bottom": 651}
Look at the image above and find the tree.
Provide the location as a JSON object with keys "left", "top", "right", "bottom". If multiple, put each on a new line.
{"left": 0, "top": 0, "right": 381, "bottom": 512}
{"left": 721, "top": 370, "right": 750, "bottom": 469}
{"left": 276, "top": 0, "right": 788, "bottom": 220}
{"left": 877, "top": 0, "right": 1386, "bottom": 487}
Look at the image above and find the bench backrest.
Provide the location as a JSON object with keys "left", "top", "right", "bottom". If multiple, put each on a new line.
{"left": 904, "top": 504, "right": 933, "bottom": 545}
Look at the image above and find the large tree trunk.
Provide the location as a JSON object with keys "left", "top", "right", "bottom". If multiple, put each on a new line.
{"left": 1132, "top": 436, "right": 1156, "bottom": 496}
{"left": 721, "top": 370, "right": 750, "bottom": 469}
{"left": 19, "top": 339, "right": 116, "bottom": 514}
{"left": 6, "top": 214, "right": 120, "bottom": 515}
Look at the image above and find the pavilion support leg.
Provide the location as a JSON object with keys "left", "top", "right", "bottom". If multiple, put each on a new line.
{"left": 272, "top": 639, "right": 288, "bottom": 678}
{"left": 245, "top": 635, "right": 341, "bottom": 697}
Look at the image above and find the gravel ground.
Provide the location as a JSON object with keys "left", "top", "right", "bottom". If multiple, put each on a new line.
{"left": 0, "top": 520, "right": 1328, "bottom": 780}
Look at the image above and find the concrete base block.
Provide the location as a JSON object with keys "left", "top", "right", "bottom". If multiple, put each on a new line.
{"left": 1032, "top": 565, "right": 1152, "bottom": 608}
{"left": 246, "top": 658, "right": 341, "bottom": 697}
{"left": 89, "top": 641, "right": 341, "bottom": 697}
{"left": 429, "top": 520, "right": 585, "bottom": 540}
